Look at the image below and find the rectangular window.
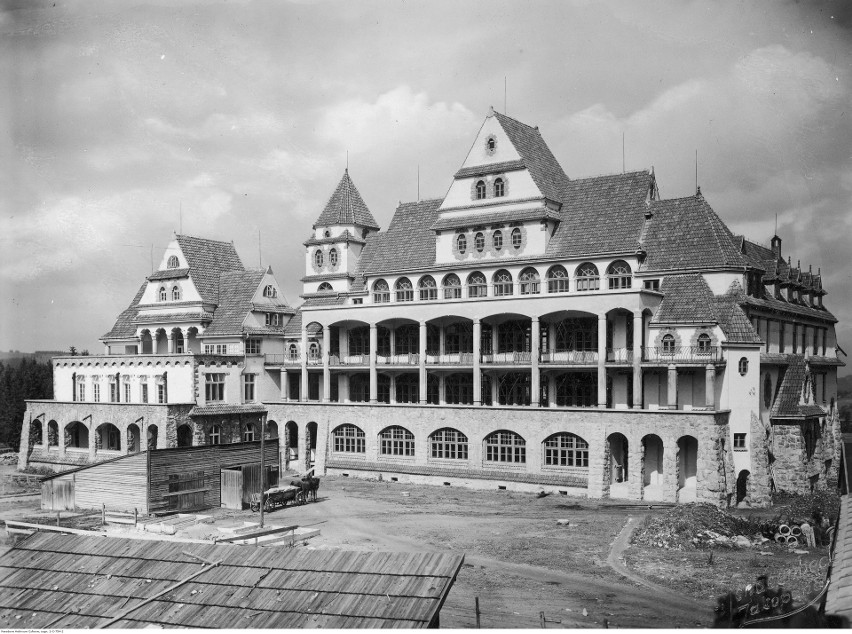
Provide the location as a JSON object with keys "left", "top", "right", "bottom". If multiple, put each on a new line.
{"left": 141, "top": 382, "right": 148, "bottom": 404}
{"left": 792, "top": 324, "right": 798, "bottom": 353}
{"left": 265, "top": 313, "right": 280, "bottom": 326}
{"left": 157, "top": 382, "right": 166, "bottom": 404}
{"left": 110, "top": 380, "right": 118, "bottom": 403}
{"left": 779, "top": 322, "right": 786, "bottom": 353}
{"left": 643, "top": 279, "right": 660, "bottom": 291}
{"left": 245, "top": 339, "right": 261, "bottom": 355}
{"left": 733, "top": 433, "right": 747, "bottom": 450}
{"left": 93, "top": 382, "right": 100, "bottom": 403}
{"left": 813, "top": 328, "right": 819, "bottom": 356}
{"left": 353, "top": 298, "right": 363, "bottom": 305}
{"left": 243, "top": 374, "right": 256, "bottom": 403}
{"left": 77, "top": 380, "right": 86, "bottom": 402}
{"left": 205, "top": 373, "right": 225, "bottom": 402}
{"left": 822, "top": 328, "right": 827, "bottom": 356}
{"left": 123, "top": 382, "right": 131, "bottom": 403}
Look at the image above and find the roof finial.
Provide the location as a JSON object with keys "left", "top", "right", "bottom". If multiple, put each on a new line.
{"left": 346, "top": 150, "right": 348, "bottom": 172}
{"left": 487, "top": 105, "right": 495, "bottom": 118}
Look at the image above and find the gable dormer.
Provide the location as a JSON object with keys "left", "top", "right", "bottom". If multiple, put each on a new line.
{"left": 139, "top": 237, "right": 203, "bottom": 306}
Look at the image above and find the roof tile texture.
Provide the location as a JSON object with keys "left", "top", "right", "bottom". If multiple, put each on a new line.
{"left": 314, "top": 170, "right": 380, "bottom": 230}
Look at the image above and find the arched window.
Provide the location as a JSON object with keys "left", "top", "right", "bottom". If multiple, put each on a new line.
{"left": 484, "top": 430, "right": 526, "bottom": 464}
{"left": 329, "top": 248, "right": 338, "bottom": 267}
{"left": 661, "top": 334, "right": 676, "bottom": 354}
{"left": 443, "top": 273, "right": 462, "bottom": 299}
{"left": 475, "top": 180, "right": 486, "bottom": 200}
{"left": 486, "top": 136, "right": 496, "bottom": 153}
{"left": 543, "top": 433, "right": 589, "bottom": 467}
{"left": 263, "top": 285, "right": 277, "bottom": 297}
{"left": 474, "top": 232, "right": 485, "bottom": 253}
{"left": 30, "top": 420, "right": 43, "bottom": 446}
{"left": 318, "top": 282, "right": 333, "bottom": 292}
{"left": 763, "top": 373, "right": 772, "bottom": 409}
{"left": 547, "top": 265, "right": 569, "bottom": 293}
{"left": 47, "top": 420, "right": 59, "bottom": 447}
{"left": 373, "top": 279, "right": 390, "bottom": 303}
{"left": 314, "top": 249, "right": 324, "bottom": 268}
{"left": 467, "top": 271, "right": 487, "bottom": 298}
{"left": 308, "top": 342, "right": 320, "bottom": 361}
{"left": 511, "top": 227, "right": 522, "bottom": 249}
{"left": 419, "top": 276, "right": 437, "bottom": 301}
{"left": 171, "top": 286, "right": 181, "bottom": 301}
{"left": 243, "top": 423, "right": 255, "bottom": 442}
{"left": 429, "top": 428, "right": 468, "bottom": 460}
{"left": 333, "top": 424, "right": 366, "bottom": 453}
{"left": 607, "top": 260, "right": 632, "bottom": 289}
{"left": 288, "top": 343, "right": 299, "bottom": 361}
{"left": 209, "top": 424, "right": 221, "bottom": 445}
{"left": 738, "top": 357, "right": 749, "bottom": 376}
{"left": 492, "top": 230, "right": 503, "bottom": 251}
{"left": 576, "top": 263, "right": 600, "bottom": 291}
{"left": 493, "top": 269, "right": 513, "bottom": 296}
{"left": 519, "top": 268, "right": 540, "bottom": 295}
{"left": 494, "top": 178, "right": 505, "bottom": 197}
{"left": 159, "top": 286, "right": 167, "bottom": 302}
{"left": 395, "top": 277, "right": 414, "bottom": 302}
{"left": 697, "top": 333, "right": 712, "bottom": 353}
{"left": 456, "top": 234, "right": 467, "bottom": 255}
{"left": 379, "top": 426, "right": 415, "bottom": 456}
{"left": 167, "top": 255, "right": 179, "bottom": 269}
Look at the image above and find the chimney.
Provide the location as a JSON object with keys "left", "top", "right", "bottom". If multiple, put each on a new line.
{"left": 771, "top": 234, "right": 782, "bottom": 258}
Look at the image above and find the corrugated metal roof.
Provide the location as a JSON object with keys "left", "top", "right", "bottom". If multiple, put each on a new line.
{"left": 0, "top": 533, "right": 464, "bottom": 629}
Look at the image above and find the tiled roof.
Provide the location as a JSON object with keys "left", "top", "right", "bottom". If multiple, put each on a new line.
{"left": 361, "top": 199, "right": 442, "bottom": 275}
{"left": 299, "top": 294, "right": 346, "bottom": 305}
{"left": 652, "top": 274, "right": 717, "bottom": 323}
{"left": 102, "top": 282, "right": 147, "bottom": 339}
{"left": 494, "top": 112, "right": 568, "bottom": 202}
{"left": 770, "top": 355, "right": 824, "bottom": 419}
{"left": 825, "top": 495, "right": 852, "bottom": 621}
{"left": 712, "top": 283, "right": 762, "bottom": 344}
{"left": 203, "top": 269, "right": 268, "bottom": 336}
{"left": 301, "top": 272, "right": 355, "bottom": 282}
{"left": 189, "top": 403, "right": 268, "bottom": 416}
{"left": 429, "top": 207, "right": 561, "bottom": 231}
{"left": 640, "top": 195, "right": 749, "bottom": 272}
{"left": 742, "top": 295, "right": 837, "bottom": 323}
{"left": 283, "top": 307, "right": 303, "bottom": 337}
{"left": 147, "top": 268, "right": 191, "bottom": 281}
{"left": 133, "top": 311, "right": 214, "bottom": 324}
{"left": 313, "top": 170, "right": 380, "bottom": 230}
{"left": 250, "top": 303, "right": 296, "bottom": 314}
{"left": 547, "top": 171, "right": 652, "bottom": 259}
{"left": 176, "top": 234, "right": 244, "bottom": 304}
{"left": 454, "top": 158, "right": 527, "bottom": 179}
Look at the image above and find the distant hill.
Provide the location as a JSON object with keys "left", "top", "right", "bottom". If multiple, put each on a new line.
{"left": 839, "top": 375, "right": 852, "bottom": 398}
{"left": 0, "top": 351, "right": 66, "bottom": 367}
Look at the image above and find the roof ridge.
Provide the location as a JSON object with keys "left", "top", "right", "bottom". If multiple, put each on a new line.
{"left": 567, "top": 169, "right": 650, "bottom": 183}
{"left": 493, "top": 110, "right": 537, "bottom": 131}
{"left": 176, "top": 234, "right": 234, "bottom": 246}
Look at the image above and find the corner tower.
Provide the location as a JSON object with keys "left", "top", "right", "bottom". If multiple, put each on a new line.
{"left": 302, "top": 170, "right": 380, "bottom": 298}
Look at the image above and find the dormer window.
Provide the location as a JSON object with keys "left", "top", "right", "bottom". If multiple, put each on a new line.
{"left": 373, "top": 279, "right": 390, "bottom": 303}
{"left": 265, "top": 313, "right": 281, "bottom": 326}
{"left": 159, "top": 286, "right": 167, "bottom": 302}
{"left": 607, "top": 260, "right": 632, "bottom": 290}
{"left": 329, "top": 248, "right": 338, "bottom": 267}
{"left": 494, "top": 178, "right": 505, "bottom": 197}
{"left": 314, "top": 250, "right": 324, "bottom": 268}
{"left": 324, "top": 230, "right": 331, "bottom": 238}
{"left": 171, "top": 286, "right": 181, "bottom": 301}
{"left": 167, "top": 255, "right": 179, "bottom": 269}
{"left": 318, "top": 282, "right": 333, "bottom": 292}
{"left": 475, "top": 180, "right": 486, "bottom": 200}
{"left": 485, "top": 135, "right": 497, "bottom": 155}
{"left": 263, "top": 285, "right": 277, "bottom": 298}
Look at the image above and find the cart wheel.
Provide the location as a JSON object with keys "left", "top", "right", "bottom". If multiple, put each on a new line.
{"left": 264, "top": 499, "right": 273, "bottom": 512}
{"left": 250, "top": 502, "right": 259, "bottom": 513}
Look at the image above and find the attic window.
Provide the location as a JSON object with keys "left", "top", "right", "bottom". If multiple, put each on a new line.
{"left": 263, "top": 285, "right": 277, "bottom": 298}
{"left": 456, "top": 234, "right": 467, "bottom": 254}
{"left": 167, "top": 255, "right": 179, "bottom": 269}
{"left": 494, "top": 178, "right": 505, "bottom": 197}
{"left": 643, "top": 279, "right": 660, "bottom": 291}
{"left": 318, "top": 282, "right": 333, "bottom": 292}
{"left": 738, "top": 357, "right": 749, "bottom": 376}
{"left": 171, "top": 286, "right": 181, "bottom": 301}
{"left": 159, "top": 286, "right": 167, "bottom": 302}
{"left": 511, "top": 228, "right": 522, "bottom": 249}
{"left": 475, "top": 180, "right": 486, "bottom": 200}
{"left": 485, "top": 135, "right": 497, "bottom": 155}
{"left": 474, "top": 232, "right": 485, "bottom": 253}
{"left": 324, "top": 230, "right": 331, "bottom": 238}
{"left": 492, "top": 230, "right": 503, "bottom": 251}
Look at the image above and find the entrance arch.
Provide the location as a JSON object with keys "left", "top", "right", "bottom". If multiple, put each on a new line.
{"left": 607, "top": 432, "right": 629, "bottom": 499}
{"left": 736, "top": 470, "right": 750, "bottom": 505}
{"left": 642, "top": 434, "right": 664, "bottom": 501}
{"left": 176, "top": 424, "right": 192, "bottom": 448}
{"left": 127, "top": 423, "right": 140, "bottom": 453}
{"left": 306, "top": 422, "right": 318, "bottom": 469}
{"left": 65, "top": 422, "right": 89, "bottom": 449}
{"left": 285, "top": 421, "right": 298, "bottom": 463}
{"left": 147, "top": 424, "right": 159, "bottom": 450}
{"left": 677, "top": 435, "right": 698, "bottom": 502}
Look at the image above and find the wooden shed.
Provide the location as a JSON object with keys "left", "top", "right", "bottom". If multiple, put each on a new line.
{"left": 40, "top": 440, "right": 279, "bottom": 515}
{"left": 0, "top": 533, "right": 464, "bottom": 628}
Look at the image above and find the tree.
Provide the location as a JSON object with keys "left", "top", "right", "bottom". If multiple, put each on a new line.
{"left": 69, "top": 346, "right": 77, "bottom": 356}
{"left": 0, "top": 359, "right": 53, "bottom": 451}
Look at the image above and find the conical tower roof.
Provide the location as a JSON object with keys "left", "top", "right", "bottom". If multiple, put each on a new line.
{"left": 313, "top": 170, "right": 380, "bottom": 230}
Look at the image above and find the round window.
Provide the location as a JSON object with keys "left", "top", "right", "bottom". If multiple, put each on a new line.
{"left": 511, "top": 227, "right": 522, "bottom": 249}
{"left": 457, "top": 234, "right": 467, "bottom": 255}
{"left": 314, "top": 250, "right": 324, "bottom": 268}
{"left": 493, "top": 230, "right": 503, "bottom": 251}
{"left": 475, "top": 232, "right": 485, "bottom": 252}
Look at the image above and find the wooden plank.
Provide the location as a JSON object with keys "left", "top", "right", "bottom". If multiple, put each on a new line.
{"left": 5, "top": 520, "right": 106, "bottom": 536}
{"left": 214, "top": 524, "right": 298, "bottom": 543}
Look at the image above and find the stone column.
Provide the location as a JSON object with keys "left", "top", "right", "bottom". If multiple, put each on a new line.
{"left": 369, "top": 324, "right": 378, "bottom": 403}
{"left": 137, "top": 337, "right": 144, "bottom": 355}
{"left": 632, "top": 312, "right": 643, "bottom": 408}
{"left": 389, "top": 327, "right": 396, "bottom": 359}
{"left": 491, "top": 372, "right": 499, "bottom": 405}
{"left": 531, "top": 316, "right": 540, "bottom": 406}
{"left": 705, "top": 364, "right": 716, "bottom": 409}
{"left": 597, "top": 314, "right": 607, "bottom": 408}
{"left": 473, "top": 319, "right": 481, "bottom": 405}
{"left": 300, "top": 328, "right": 308, "bottom": 402}
{"left": 439, "top": 374, "right": 446, "bottom": 405}
{"left": 439, "top": 325, "right": 446, "bottom": 358}
{"left": 419, "top": 321, "right": 427, "bottom": 403}
{"left": 667, "top": 364, "right": 678, "bottom": 409}
{"left": 491, "top": 325, "right": 499, "bottom": 358}
{"left": 281, "top": 369, "right": 289, "bottom": 401}
{"left": 322, "top": 327, "right": 331, "bottom": 402}
{"left": 389, "top": 375, "right": 397, "bottom": 404}
{"left": 167, "top": 332, "right": 175, "bottom": 354}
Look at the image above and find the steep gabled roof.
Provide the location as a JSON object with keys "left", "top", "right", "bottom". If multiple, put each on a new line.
{"left": 770, "top": 355, "right": 825, "bottom": 419}
{"left": 712, "top": 282, "right": 763, "bottom": 344}
{"left": 360, "top": 199, "right": 442, "bottom": 276}
{"left": 641, "top": 195, "right": 749, "bottom": 272}
{"left": 313, "top": 170, "right": 380, "bottom": 230}
{"left": 493, "top": 112, "right": 568, "bottom": 202}
{"left": 101, "top": 282, "right": 147, "bottom": 339}
{"left": 547, "top": 170, "right": 652, "bottom": 259}
{"left": 175, "top": 234, "right": 244, "bottom": 304}
{"left": 203, "top": 269, "right": 268, "bottom": 336}
{"left": 652, "top": 274, "right": 717, "bottom": 323}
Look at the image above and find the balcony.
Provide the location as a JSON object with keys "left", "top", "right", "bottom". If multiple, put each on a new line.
{"left": 377, "top": 353, "right": 420, "bottom": 366}
{"left": 540, "top": 350, "right": 599, "bottom": 365}
{"left": 263, "top": 354, "right": 301, "bottom": 366}
{"left": 606, "top": 348, "right": 634, "bottom": 364}
{"left": 425, "top": 351, "right": 475, "bottom": 366}
{"left": 330, "top": 354, "right": 369, "bottom": 367}
{"left": 481, "top": 351, "right": 532, "bottom": 365}
{"left": 643, "top": 345, "right": 722, "bottom": 364}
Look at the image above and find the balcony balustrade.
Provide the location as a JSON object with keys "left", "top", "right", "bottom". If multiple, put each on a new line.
{"left": 481, "top": 351, "right": 532, "bottom": 364}
{"left": 330, "top": 354, "right": 369, "bottom": 366}
{"left": 643, "top": 345, "right": 722, "bottom": 364}
{"left": 377, "top": 353, "right": 420, "bottom": 366}
{"left": 263, "top": 354, "right": 302, "bottom": 366}
{"left": 540, "top": 349, "right": 599, "bottom": 364}
{"left": 425, "top": 351, "right": 475, "bottom": 365}
{"left": 606, "top": 348, "right": 634, "bottom": 363}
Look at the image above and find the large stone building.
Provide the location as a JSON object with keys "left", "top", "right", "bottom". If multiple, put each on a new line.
{"left": 18, "top": 108, "right": 844, "bottom": 507}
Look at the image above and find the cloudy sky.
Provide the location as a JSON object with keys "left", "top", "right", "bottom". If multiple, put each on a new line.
{"left": 1, "top": 0, "right": 850, "bottom": 371}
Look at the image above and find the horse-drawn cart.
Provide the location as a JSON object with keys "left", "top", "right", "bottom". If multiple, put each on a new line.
{"left": 249, "top": 485, "right": 302, "bottom": 512}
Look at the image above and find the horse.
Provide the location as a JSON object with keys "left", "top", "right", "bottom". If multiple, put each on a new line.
{"left": 301, "top": 475, "right": 321, "bottom": 502}
{"left": 289, "top": 479, "right": 311, "bottom": 504}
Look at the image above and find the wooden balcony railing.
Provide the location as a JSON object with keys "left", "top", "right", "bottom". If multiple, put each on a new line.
{"left": 377, "top": 353, "right": 420, "bottom": 366}
{"left": 425, "top": 352, "right": 475, "bottom": 365}
{"left": 540, "top": 350, "right": 599, "bottom": 364}
{"left": 643, "top": 345, "right": 722, "bottom": 363}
